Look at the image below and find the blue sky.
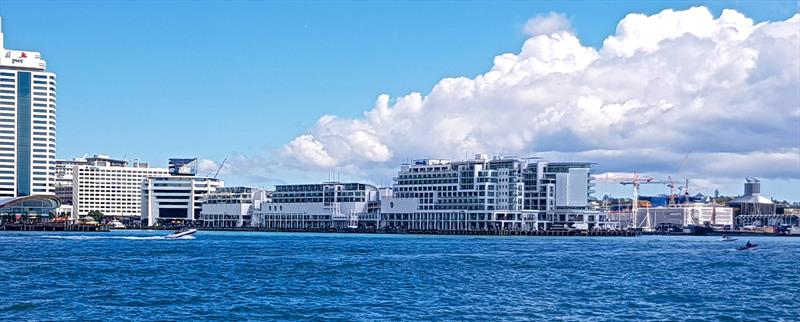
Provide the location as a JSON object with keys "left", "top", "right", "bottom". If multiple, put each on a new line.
{"left": 0, "top": 1, "right": 798, "bottom": 200}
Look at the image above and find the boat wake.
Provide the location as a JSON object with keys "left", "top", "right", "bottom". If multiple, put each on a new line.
{"left": 40, "top": 235, "right": 191, "bottom": 240}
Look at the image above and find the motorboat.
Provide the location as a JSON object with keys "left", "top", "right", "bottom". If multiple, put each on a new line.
{"left": 737, "top": 242, "right": 758, "bottom": 251}
{"left": 110, "top": 220, "right": 126, "bottom": 229}
{"left": 720, "top": 235, "right": 737, "bottom": 242}
{"left": 165, "top": 228, "right": 197, "bottom": 239}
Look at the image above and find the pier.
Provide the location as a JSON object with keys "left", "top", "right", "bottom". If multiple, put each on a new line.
{"left": 1, "top": 223, "right": 110, "bottom": 232}
{"left": 171, "top": 226, "right": 640, "bottom": 237}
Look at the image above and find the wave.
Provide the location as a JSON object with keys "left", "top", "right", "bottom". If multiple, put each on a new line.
{"left": 39, "top": 235, "right": 191, "bottom": 240}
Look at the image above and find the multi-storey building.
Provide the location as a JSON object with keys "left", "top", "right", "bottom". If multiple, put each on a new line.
{"left": 141, "top": 158, "right": 223, "bottom": 226}
{"left": 0, "top": 18, "right": 57, "bottom": 198}
{"left": 251, "top": 182, "right": 380, "bottom": 229}
{"left": 200, "top": 186, "right": 268, "bottom": 228}
{"left": 380, "top": 154, "right": 607, "bottom": 231}
{"left": 54, "top": 157, "right": 88, "bottom": 205}
{"left": 71, "top": 155, "right": 167, "bottom": 218}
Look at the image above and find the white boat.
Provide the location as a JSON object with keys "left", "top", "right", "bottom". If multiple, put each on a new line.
{"left": 720, "top": 235, "right": 737, "bottom": 242}
{"left": 110, "top": 220, "right": 126, "bottom": 229}
{"left": 165, "top": 229, "right": 197, "bottom": 239}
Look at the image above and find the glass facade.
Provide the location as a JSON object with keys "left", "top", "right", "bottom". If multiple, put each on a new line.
{"left": 16, "top": 72, "right": 31, "bottom": 196}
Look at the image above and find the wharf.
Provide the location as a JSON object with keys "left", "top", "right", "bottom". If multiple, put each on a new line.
{"left": 189, "top": 227, "right": 639, "bottom": 237}
{"left": 1, "top": 223, "right": 110, "bottom": 232}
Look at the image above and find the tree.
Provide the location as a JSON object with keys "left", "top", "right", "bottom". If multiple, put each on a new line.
{"left": 87, "top": 210, "right": 104, "bottom": 222}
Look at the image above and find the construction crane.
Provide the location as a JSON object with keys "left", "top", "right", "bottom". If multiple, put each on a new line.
{"left": 668, "top": 151, "right": 692, "bottom": 206}
{"left": 594, "top": 172, "right": 668, "bottom": 229}
{"left": 213, "top": 158, "right": 227, "bottom": 178}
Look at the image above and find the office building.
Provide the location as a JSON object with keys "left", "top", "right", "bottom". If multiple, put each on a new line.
{"left": 71, "top": 155, "right": 167, "bottom": 218}
{"left": 380, "top": 154, "right": 609, "bottom": 231}
{"left": 200, "top": 186, "right": 268, "bottom": 228}
{"left": 0, "top": 18, "right": 57, "bottom": 198}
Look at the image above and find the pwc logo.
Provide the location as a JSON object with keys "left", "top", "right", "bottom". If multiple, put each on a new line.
{"left": 20, "top": 52, "right": 27, "bottom": 58}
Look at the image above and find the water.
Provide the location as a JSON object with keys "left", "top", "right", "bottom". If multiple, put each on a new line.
{"left": 0, "top": 231, "right": 797, "bottom": 321}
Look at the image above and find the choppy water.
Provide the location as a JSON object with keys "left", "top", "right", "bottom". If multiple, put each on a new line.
{"left": 0, "top": 231, "right": 797, "bottom": 321}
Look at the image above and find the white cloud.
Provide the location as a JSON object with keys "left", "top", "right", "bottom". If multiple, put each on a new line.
{"left": 275, "top": 7, "right": 799, "bottom": 196}
{"left": 523, "top": 12, "right": 572, "bottom": 36}
{"left": 282, "top": 134, "right": 337, "bottom": 169}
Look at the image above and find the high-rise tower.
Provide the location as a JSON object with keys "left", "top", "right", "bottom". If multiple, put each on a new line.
{"left": 0, "top": 17, "right": 56, "bottom": 197}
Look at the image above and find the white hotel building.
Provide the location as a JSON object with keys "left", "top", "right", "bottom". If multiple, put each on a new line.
{"left": 71, "top": 155, "right": 168, "bottom": 218}
{"left": 380, "top": 154, "right": 608, "bottom": 231}
{"left": 200, "top": 186, "right": 268, "bottom": 228}
{"left": 251, "top": 182, "right": 381, "bottom": 229}
{"left": 0, "top": 18, "right": 56, "bottom": 198}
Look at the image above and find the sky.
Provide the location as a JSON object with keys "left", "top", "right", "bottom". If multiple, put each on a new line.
{"left": 0, "top": 1, "right": 798, "bottom": 200}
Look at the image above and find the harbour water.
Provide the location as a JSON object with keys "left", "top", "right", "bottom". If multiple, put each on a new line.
{"left": 1, "top": 231, "right": 797, "bottom": 321}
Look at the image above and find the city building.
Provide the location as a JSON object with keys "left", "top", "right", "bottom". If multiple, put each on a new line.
{"left": 71, "top": 155, "right": 167, "bottom": 219}
{"left": 0, "top": 18, "right": 57, "bottom": 198}
{"left": 379, "top": 154, "right": 610, "bottom": 232}
{"left": 54, "top": 157, "right": 89, "bottom": 205}
{"left": 141, "top": 158, "right": 223, "bottom": 226}
{"left": 0, "top": 195, "right": 60, "bottom": 223}
{"left": 251, "top": 182, "right": 380, "bottom": 229}
{"left": 730, "top": 178, "right": 797, "bottom": 227}
{"left": 633, "top": 205, "right": 734, "bottom": 229}
{"left": 200, "top": 186, "right": 268, "bottom": 228}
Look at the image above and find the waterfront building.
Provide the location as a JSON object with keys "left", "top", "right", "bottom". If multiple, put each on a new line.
{"left": 0, "top": 18, "right": 57, "bottom": 198}
{"left": 141, "top": 159, "right": 223, "bottom": 226}
{"left": 729, "top": 178, "right": 798, "bottom": 228}
{"left": 633, "top": 205, "right": 734, "bottom": 229}
{"left": 200, "top": 186, "right": 268, "bottom": 228}
{"left": 380, "top": 154, "right": 609, "bottom": 231}
{"left": 53, "top": 157, "right": 89, "bottom": 205}
{"left": 251, "top": 182, "right": 380, "bottom": 229}
{"left": 0, "top": 194, "right": 60, "bottom": 223}
{"left": 728, "top": 178, "right": 776, "bottom": 217}
{"left": 71, "top": 155, "right": 167, "bottom": 219}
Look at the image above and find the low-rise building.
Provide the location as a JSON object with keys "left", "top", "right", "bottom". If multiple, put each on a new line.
{"left": 200, "top": 186, "right": 268, "bottom": 228}
{"left": 633, "top": 205, "right": 734, "bottom": 229}
{"left": 379, "top": 154, "right": 610, "bottom": 232}
{"left": 251, "top": 182, "right": 380, "bottom": 229}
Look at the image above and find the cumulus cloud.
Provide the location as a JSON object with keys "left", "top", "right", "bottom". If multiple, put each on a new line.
{"left": 278, "top": 7, "right": 799, "bottom": 195}
{"left": 523, "top": 12, "right": 573, "bottom": 36}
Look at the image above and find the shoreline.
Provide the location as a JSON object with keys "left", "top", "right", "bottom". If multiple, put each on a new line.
{"left": 3, "top": 225, "right": 797, "bottom": 237}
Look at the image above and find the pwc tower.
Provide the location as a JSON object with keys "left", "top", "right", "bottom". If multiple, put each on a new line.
{"left": 0, "top": 18, "right": 56, "bottom": 197}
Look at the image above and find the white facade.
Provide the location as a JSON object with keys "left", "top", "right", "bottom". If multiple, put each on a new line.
{"left": 142, "top": 175, "right": 223, "bottom": 226}
{"left": 54, "top": 157, "right": 88, "bottom": 205}
{"left": 71, "top": 155, "right": 167, "bottom": 218}
{"left": 380, "top": 154, "right": 606, "bottom": 231}
{"left": 634, "top": 205, "right": 735, "bottom": 229}
{"left": 251, "top": 182, "right": 380, "bottom": 229}
{"left": 200, "top": 186, "right": 267, "bottom": 228}
{"left": 0, "top": 18, "right": 56, "bottom": 198}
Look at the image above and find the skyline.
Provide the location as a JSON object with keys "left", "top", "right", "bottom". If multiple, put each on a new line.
{"left": 0, "top": 1, "right": 798, "bottom": 200}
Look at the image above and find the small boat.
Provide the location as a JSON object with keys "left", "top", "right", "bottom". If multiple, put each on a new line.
{"left": 720, "top": 235, "right": 737, "bottom": 242}
{"left": 165, "top": 228, "right": 197, "bottom": 239}
{"left": 110, "top": 220, "right": 126, "bottom": 229}
{"left": 737, "top": 242, "right": 758, "bottom": 251}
